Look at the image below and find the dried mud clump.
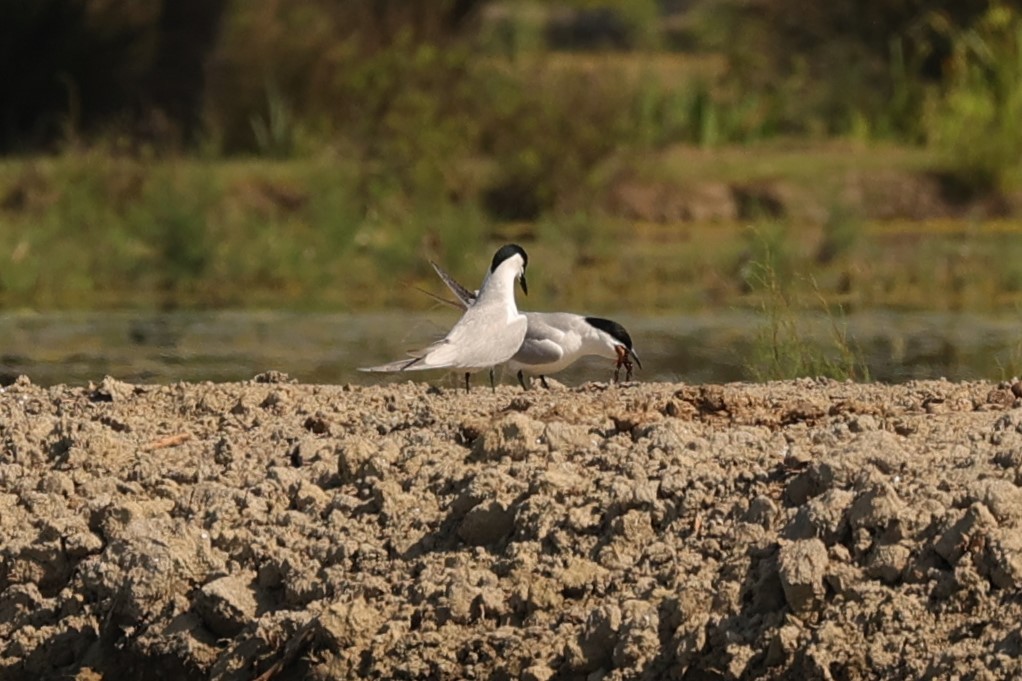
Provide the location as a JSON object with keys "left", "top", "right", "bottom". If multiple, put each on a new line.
{"left": 2, "top": 376, "right": 1022, "bottom": 679}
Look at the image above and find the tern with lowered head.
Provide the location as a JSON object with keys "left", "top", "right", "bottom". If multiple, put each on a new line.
{"left": 360, "top": 244, "right": 529, "bottom": 391}
{"left": 427, "top": 260, "right": 641, "bottom": 388}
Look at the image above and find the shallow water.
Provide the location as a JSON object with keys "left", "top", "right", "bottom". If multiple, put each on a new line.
{"left": 1, "top": 309, "right": 1019, "bottom": 387}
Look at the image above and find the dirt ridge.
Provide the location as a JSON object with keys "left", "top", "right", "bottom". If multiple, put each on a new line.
{"left": 2, "top": 375, "right": 1022, "bottom": 680}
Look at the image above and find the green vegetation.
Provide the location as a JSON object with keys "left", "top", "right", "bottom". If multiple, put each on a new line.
{"left": 742, "top": 225, "right": 869, "bottom": 381}
{"left": 3, "top": 148, "right": 1022, "bottom": 315}
{"left": 7, "top": 2, "right": 1022, "bottom": 174}
{"left": 924, "top": 2, "right": 1022, "bottom": 190}
{"left": 2, "top": 0, "right": 1022, "bottom": 329}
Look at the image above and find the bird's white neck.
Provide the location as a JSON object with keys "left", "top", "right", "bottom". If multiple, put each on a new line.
{"left": 477, "top": 260, "right": 522, "bottom": 317}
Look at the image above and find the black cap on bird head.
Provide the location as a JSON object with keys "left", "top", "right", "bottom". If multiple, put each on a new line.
{"left": 585, "top": 316, "right": 641, "bottom": 367}
{"left": 585, "top": 317, "right": 633, "bottom": 349}
{"left": 490, "top": 243, "right": 528, "bottom": 295}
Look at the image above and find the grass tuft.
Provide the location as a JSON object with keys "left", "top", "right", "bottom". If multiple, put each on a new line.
{"left": 743, "top": 226, "right": 869, "bottom": 381}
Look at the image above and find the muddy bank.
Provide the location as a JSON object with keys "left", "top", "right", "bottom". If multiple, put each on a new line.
{"left": 606, "top": 166, "right": 1020, "bottom": 225}
{"left": 2, "top": 374, "right": 1022, "bottom": 680}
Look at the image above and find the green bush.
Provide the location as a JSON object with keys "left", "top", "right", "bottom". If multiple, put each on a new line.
{"left": 207, "top": 3, "right": 485, "bottom": 172}
{"left": 703, "top": 0, "right": 1022, "bottom": 140}
{"left": 924, "top": 2, "right": 1022, "bottom": 190}
{"left": 480, "top": 60, "right": 635, "bottom": 218}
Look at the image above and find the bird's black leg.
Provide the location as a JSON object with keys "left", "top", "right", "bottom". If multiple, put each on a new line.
{"left": 540, "top": 375, "right": 550, "bottom": 389}
{"left": 489, "top": 367, "right": 496, "bottom": 392}
{"left": 464, "top": 372, "right": 471, "bottom": 393}
{"left": 517, "top": 370, "right": 528, "bottom": 390}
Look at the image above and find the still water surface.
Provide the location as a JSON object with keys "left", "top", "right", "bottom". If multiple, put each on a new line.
{"left": 1, "top": 310, "right": 1020, "bottom": 387}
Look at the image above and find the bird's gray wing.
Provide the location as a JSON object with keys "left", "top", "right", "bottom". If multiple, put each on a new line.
{"left": 430, "top": 261, "right": 477, "bottom": 308}
{"left": 525, "top": 311, "right": 584, "bottom": 332}
{"left": 512, "top": 337, "right": 565, "bottom": 366}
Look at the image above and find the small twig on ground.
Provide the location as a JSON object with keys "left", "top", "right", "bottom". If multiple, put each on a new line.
{"left": 252, "top": 626, "right": 317, "bottom": 681}
{"left": 142, "top": 433, "right": 191, "bottom": 451}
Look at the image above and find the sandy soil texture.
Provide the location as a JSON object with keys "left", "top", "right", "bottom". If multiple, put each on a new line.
{"left": 2, "top": 374, "right": 1022, "bottom": 680}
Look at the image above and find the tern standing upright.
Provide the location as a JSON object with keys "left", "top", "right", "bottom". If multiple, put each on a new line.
{"left": 360, "top": 244, "right": 529, "bottom": 391}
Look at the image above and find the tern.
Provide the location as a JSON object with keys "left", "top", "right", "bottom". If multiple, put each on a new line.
{"left": 360, "top": 244, "right": 529, "bottom": 391}
{"left": 427, "top": 260, "right": 641, "bottom": 388}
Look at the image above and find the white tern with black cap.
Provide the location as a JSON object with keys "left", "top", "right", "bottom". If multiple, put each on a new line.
{"left": 359, "top": 244, "right": 529, "bottom": 391}
{"left": 427, "top": 260, "right": 641, "bottom": 389}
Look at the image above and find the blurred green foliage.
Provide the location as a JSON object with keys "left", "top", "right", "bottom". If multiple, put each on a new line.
{"left": 3, "top": 150, "right": 1022, "bottom": 312}
{"left": 6, "top": 2, "right": 1022, "bottom": 174}
{"left": 708, "top": 0, "right": 1022, "bottom": 135}
{"left": 924, "top": 2, "right": 1022, "bottom": 190}
{"left": 3, "top": 1, "right": 1022, "bottom": 315}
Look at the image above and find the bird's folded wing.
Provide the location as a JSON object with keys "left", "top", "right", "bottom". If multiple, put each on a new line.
{"left": 512, "top": 338, "right": 564, "bottom": 366}
{"left": 414, "top": 338, "right": 463, "bottom": 367}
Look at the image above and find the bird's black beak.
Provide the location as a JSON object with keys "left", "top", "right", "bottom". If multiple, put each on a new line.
{"left": 629, "top": 348, "right": 642, "bottom": 369}
{"left": 519, "top": 272, "right": 528, "bottom": 296}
